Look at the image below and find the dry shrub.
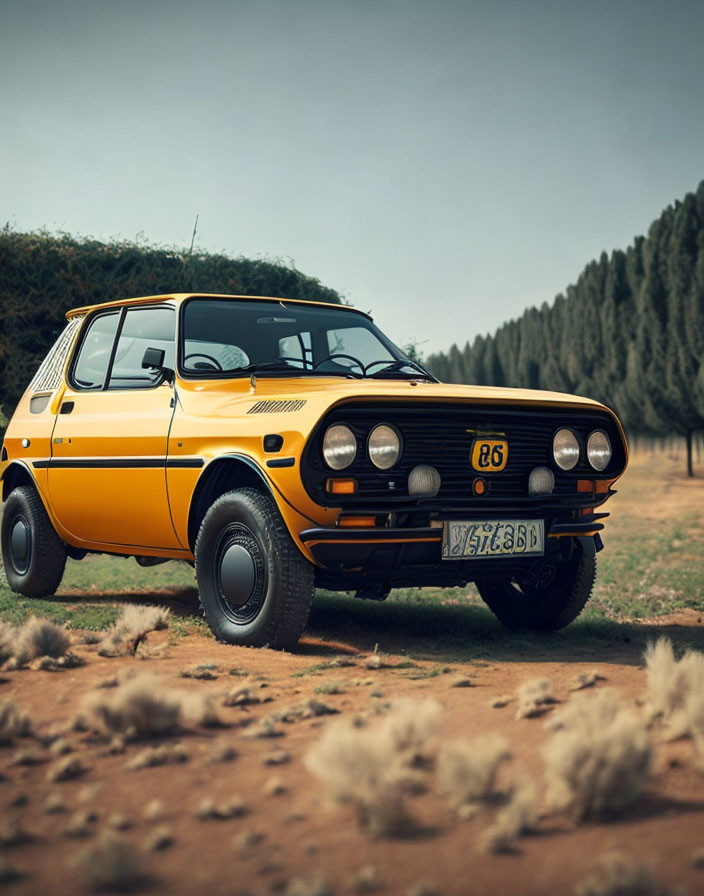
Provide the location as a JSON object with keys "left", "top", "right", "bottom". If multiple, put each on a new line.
{"left": 644, "top": 638, "right": 704, "bottom": 756}
{"left": 98, "top": 605, "right": 170, "bottom": 657}
{"left": 285, "top": 875, "right": 332, "bottom": 896}
{"left": 13, "top": 617, "right": 71, "bottom": 666}
{"left": 0, "top": 622, "right": 15, "bottom": 665}
{"left": 47, "top": 755, "right": 87, "bottom": 783}
{"left": 180, "top": 692, "right": 222, "bottom": 728}
{"left": 180, "top": 663, "right": 219, "bottom": 680}
{"left": 305, "top": 699, "right": 440, "bottom": 837}
{"left": 516, "top": 678, "right": 557, "bottom": 719}
{"left": 482, "top": 775, "right": 538, "bottom": 854}
{"left": 74, "top": 830, "right": 146, "bottom": 892}
{"left": 576, "top": 852, "right": 679, "bottom": 896}
{"left": 0, "top": 699, "right": 32, "bottom": 744}
{"left": 543, "top": 689, "right": 652, "bottom": 821}
{"left": 126, "top": 743, "right": 188, "bottom": 771}
{"left": 437, "top": 733, "right": 511, "bottom": 810}
{"left": 79, "top": 675, "right": 181, "bottom": 739}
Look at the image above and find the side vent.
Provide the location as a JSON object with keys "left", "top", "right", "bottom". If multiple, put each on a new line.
{"left": 1, "top": 446, "right": 7, "bottom": 462}
{"left": 248, "top": 399, "right": 306, "bottom": 414}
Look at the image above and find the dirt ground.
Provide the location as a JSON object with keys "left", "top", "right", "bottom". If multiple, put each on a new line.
{"left": 2, "top": 453, "right": 704, "bottom": 896}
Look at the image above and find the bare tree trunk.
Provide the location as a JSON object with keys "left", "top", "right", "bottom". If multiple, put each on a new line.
{"left": 686, "top": 429, "right": 694, "bottom": 477}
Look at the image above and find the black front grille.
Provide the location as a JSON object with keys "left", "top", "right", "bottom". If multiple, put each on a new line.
{"left": 301, "top": 401, "right": 626, "bottom": 511}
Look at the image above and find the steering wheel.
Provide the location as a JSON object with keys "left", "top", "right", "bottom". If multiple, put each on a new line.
{"left": 364, "top": 359, "right": 401, "bottom": 374}
{"left": 184, "top": 352, "right": 223, "bottom": 371}
{"left": 313, "top": 353, "right": 365, "bottom": 375}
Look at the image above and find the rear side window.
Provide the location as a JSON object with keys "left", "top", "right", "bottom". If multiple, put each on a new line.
{"left": 108, "top": 306, "right": 175, "bottom": 389}
{"left": 71, "top": 312, "right": 120, "bottom": 390}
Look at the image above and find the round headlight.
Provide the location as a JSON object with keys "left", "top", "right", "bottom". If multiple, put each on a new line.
{"left": 322, "top": 424, "right": 357, "bottom": 470}
{"left": 368, "top": 424, "right": 401, "bottom": 470}
{"left": 553, "top": 428, "right": 580, "bottom": 471}
{"left": 587, "top": 430, "right": 611, "bottom": 472}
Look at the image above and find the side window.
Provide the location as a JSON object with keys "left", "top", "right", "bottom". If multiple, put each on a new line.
{"left": 108, "top": 306, "right": 175, "bottom": 389}
{"left": 72, "top": 312, "right": 120, "bottom": 390}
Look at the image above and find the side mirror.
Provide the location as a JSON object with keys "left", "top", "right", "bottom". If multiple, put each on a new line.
{"left": 141, "top": 347, "right": 174, "bottom": 385}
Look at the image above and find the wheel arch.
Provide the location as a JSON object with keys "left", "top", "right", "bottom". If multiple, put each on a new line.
{"left": 186, "top": 455, "right": 276, "bottom": 552}
{"left": 2, "top": 461, "right": 39, "bottom": 503}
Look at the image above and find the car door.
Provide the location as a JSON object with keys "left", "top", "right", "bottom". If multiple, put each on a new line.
{"left": 47, "top": 303, "right": 182, "bottom": 550}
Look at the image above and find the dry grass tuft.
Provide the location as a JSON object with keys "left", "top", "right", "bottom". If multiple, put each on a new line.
{"left": 44, "top": 791, "right": 67, "bottom": 814}
{"left": 348, "top": 865, "right": 383, "bottom": 893}
{"left": 14, "top": 616, "right": 71, "bottom": 666}
{"left": 644, "top": 638, "right": 704, "bottom": 758}
{"left": 305, "top": 700, "right": 440, "bottom": 837}
{"left": 284, "top": 874, "right": 333, "bottom": 896}
{"left": 0, "top": 700, "right": 33, "bottom": 744}
{"left": 204, "top": 739, "right": 239, "bottom": 764}
{"left": 145, "top": 825, "right": 173, "bottom": 851}
{"left": 143, "top": 799, "right": 164, "bottom": 823}
{"left": 98, "top": 605, "right": 170, "bottom": 657}
{"left": 543, "top": 689, "right": 652, "bottom": 821}
{"left": 0, "top": 855, "right": 24, "bottom": 885}
{"left": 516, "top": 678, "right": 557, "bottom": 719}
{"left": 481, "top": 775, "right": 538, "bottom": 854}
{"left": 47, "top": 755, "right": 87, "bottom": 783}
{"left": 437, "top": 733, "right": 511, "bottom": 811}
{"left": 0, "top": 622, "right": 15, "bottom": 665}
{"left": 74, "top": 829, "right": 146, "bottom": 892}
{"left": 0, "top": 818, "right": 33, "bottom": 847}
{"left": 79, "top": 675, "right": 181, "bottom": 739}
{"left": 576, "top": 852, "right": 678, "bottom": 896}
{"left": 570, "top": 670, "right": 607, "bottom": 691}
{"left": 180, "top": 663, "right": 219, "bottom": 680}
{"left": 180, "top": 692, "right": 222, "bottom": 728}
{"left": 126, "top": 743, "right": 188, "bottom": 771}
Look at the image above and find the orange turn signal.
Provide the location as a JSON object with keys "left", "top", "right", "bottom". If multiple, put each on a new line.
{"left": 577, "top": 480, "right": 594, "bottom": 493}
{"left": 595, "top": 479, "right": 614, "bottom": 494}
{"left": 339, "top": 516, "right": 377, "bottom": 528}
{"left": 472, "top": 477, "right": 486, "bottom": 496}
{"left": 326, "top": 478, "right": 357, "bottom": 495}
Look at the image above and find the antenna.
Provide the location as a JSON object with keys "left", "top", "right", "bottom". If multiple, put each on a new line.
{"left": 188, "top": 214, "right": 199, "bottom": 256}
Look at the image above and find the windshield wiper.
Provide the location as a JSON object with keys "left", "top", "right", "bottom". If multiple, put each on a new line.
{"left": 366, "top": 359, "right": 436, "bottom": 381}
{"left": 232, "top": 361, "right": 363, "bottom": 378}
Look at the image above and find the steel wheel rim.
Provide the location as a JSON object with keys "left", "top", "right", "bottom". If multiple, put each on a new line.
{"left": 213, "top": 523, "right": 267, "bottom": 625}
{"left": 9, "top": 515, "right": 31, "bottom": 575}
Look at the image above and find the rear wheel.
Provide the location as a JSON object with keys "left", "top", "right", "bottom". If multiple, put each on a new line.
{"left": 1, "top": 486, "right": 67, "bottom": 597}
{"left": 476, "top": 536, "right": 596, "bottom": 631}
{"left": 194, "top": 488, "right": 315, "bottom": 648}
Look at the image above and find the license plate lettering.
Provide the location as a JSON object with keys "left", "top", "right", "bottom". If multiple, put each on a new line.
{"left": 442, "top": 519, "right": 544, "bottom": 560}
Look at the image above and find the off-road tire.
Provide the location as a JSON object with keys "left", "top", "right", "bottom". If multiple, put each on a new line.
{"left": 194, "top": 487, "right": 315, "bottom": 648}
{"left": 1, "top": 485, "right": 67, "bottom": 597}
{"left": 475, "top": 536, "right": 596, "bottom": 632}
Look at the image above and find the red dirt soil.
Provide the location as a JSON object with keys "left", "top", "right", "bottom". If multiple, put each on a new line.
{"left": 3, "top": 611, "right": 704, "bottom": 896}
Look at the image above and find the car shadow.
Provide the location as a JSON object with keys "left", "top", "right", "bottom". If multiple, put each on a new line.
{"left": 303, "top": 592, "right": 704, "bottom": 666}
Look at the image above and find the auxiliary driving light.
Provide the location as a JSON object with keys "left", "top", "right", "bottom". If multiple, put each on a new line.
{"left": 528, "top": 466, "right": 555, "bottom": 496}
{"left": 408, "top": 464, "right": 441, "bottom": 497}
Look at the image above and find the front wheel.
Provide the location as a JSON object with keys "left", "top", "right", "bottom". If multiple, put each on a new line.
{"left": 194, "top": 488, "right": 315, "bottom": 648}
{"left": 1, "top": 485, "right": 67, "bottom": 597}
{"left": 476, "top": 536, "right": 596, "bottom": 632}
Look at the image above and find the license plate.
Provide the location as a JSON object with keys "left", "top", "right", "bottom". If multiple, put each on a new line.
{"left": 442, "top": 519, "right": 544, "bottom": 560}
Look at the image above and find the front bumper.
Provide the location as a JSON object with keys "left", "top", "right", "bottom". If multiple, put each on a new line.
{"left": 301, "top": 514, "right": 607, "bottom": 575}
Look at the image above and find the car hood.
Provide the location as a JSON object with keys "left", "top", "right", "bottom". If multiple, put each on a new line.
{"left": 177, "top": 374, "right": 618, "bottom": 429}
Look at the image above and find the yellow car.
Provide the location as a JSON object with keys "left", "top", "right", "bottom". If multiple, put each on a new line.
{"left": 0, "top": 293, "right": 628, "bottom": 647}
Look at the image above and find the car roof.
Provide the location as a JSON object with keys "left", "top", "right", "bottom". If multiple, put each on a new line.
{"left": 65, "top": 293, "right": 371, "bottom": 320}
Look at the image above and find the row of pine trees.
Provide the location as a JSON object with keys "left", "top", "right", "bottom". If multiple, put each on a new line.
{"left": 426, "top": 182, "right": 704, "bottom": 475}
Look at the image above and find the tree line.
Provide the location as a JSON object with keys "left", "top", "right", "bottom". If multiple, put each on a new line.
{"left": 426, "top": 182, "right": 704, "bottom": 476}
{"left": 0, "top": 228, "right": 341, "bottom": 427}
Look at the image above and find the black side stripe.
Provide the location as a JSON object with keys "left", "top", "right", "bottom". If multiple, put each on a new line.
{"left": 32, "top": 457, "right": 204, "bottom": 470}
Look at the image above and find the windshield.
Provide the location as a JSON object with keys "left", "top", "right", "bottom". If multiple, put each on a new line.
{"left": 180, "top": 298, "right": 432, "bottom": 379}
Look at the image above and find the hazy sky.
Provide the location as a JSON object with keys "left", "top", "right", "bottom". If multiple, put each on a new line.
{"left": 2, "top": 0, "right": 703, "bottom": 355}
